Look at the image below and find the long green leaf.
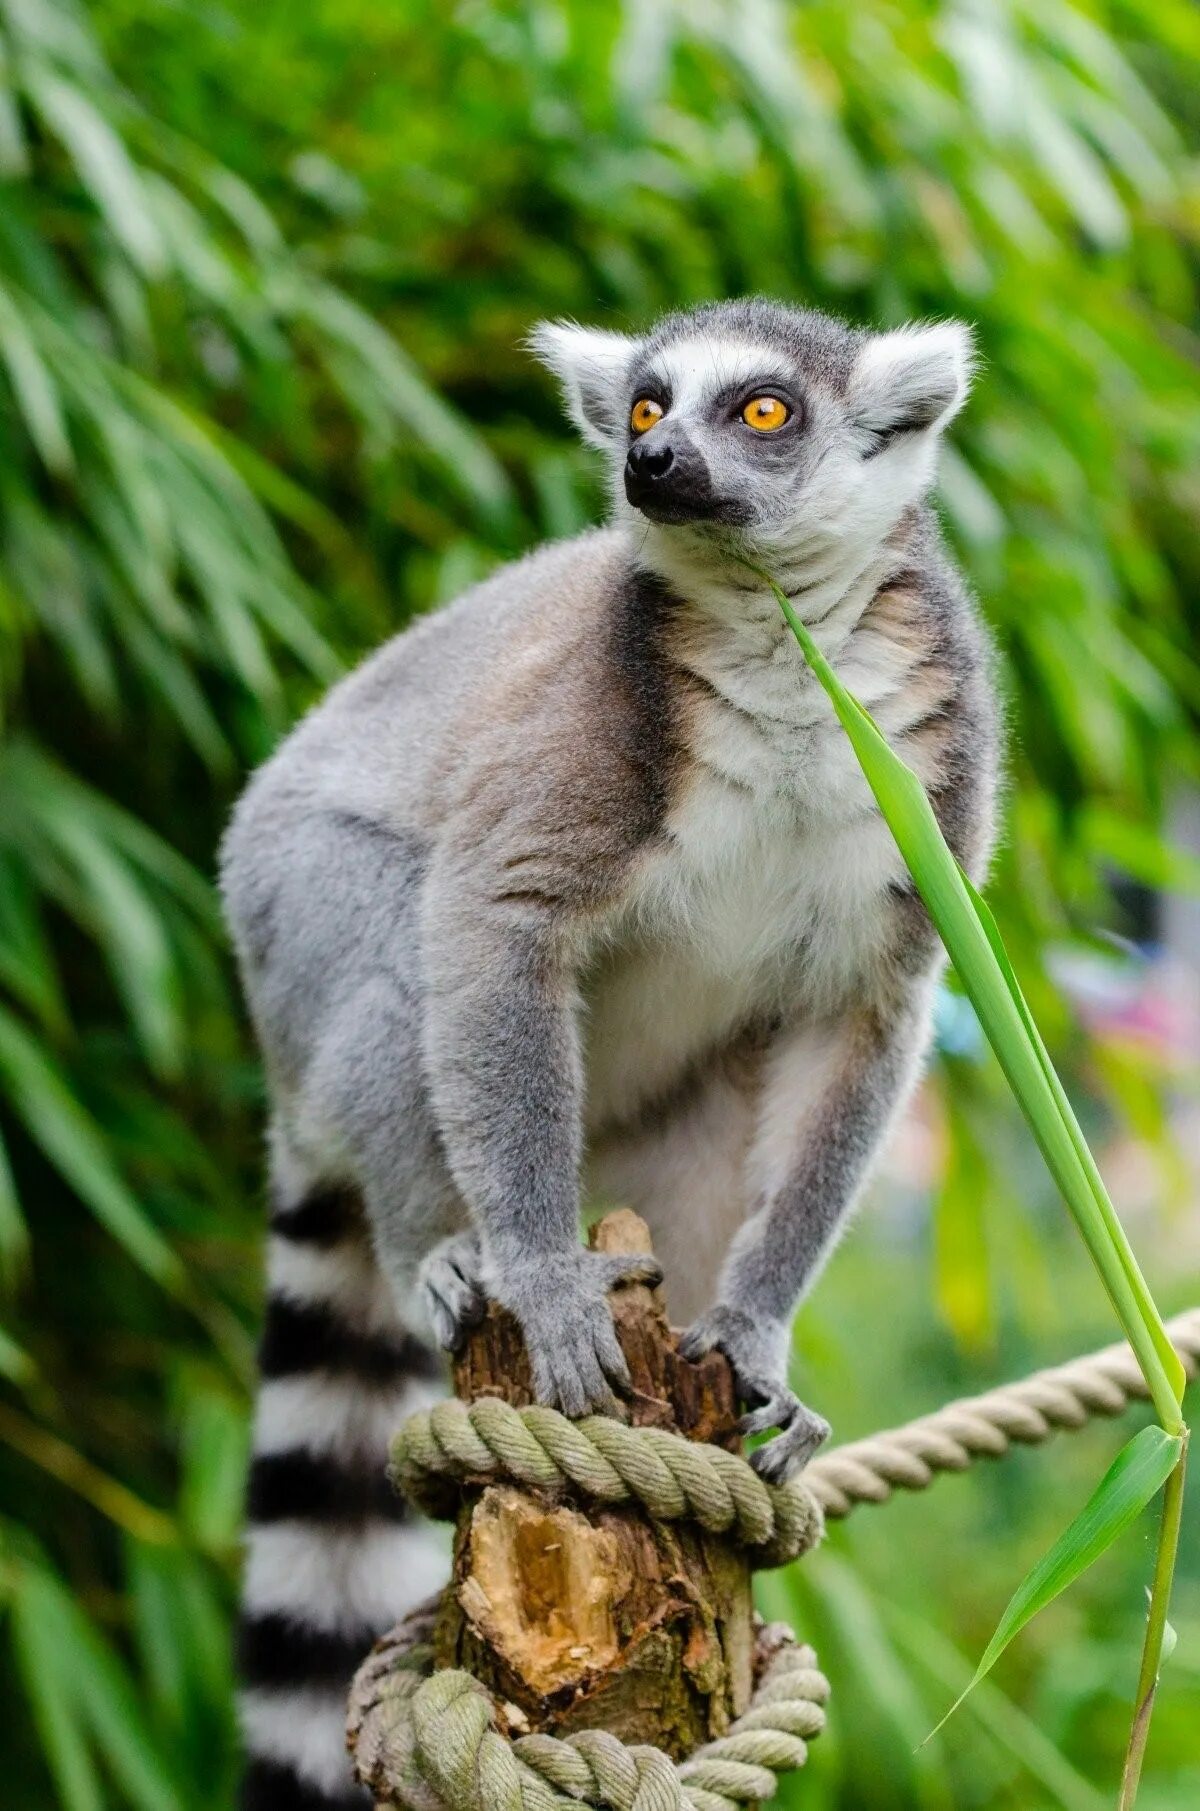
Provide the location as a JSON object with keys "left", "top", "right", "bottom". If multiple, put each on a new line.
{"left": 759, "top": 568, "right": 1185, "bottom": 1430}
{"left": 0, "top": 855, "right": 69, "bottom": 1035}
{"left": 25, "top": 796, "right": 183, "bottom": 1076}
{"left": 26, "top": 72, "right": 166, "bottom": 276}
{"left": 9, "top": 1554, "right": 184, "bottom": 1811}
{"left": 0, "top": 1317, "right": 34, "bottom": 1383}
{"left": 9, "top": 1568, "right": 105, "bottom": 1811}
{"left": 926, "top": 1425, "right": 1182, "bottom": 1736}
{"left": 960, "top": 872, "right": 1185, "bottom": 1404}
{"left": 69, "top": 1605, "right": 186, "bottom": 1811}
{"left": 0, "top": 290, "right": 73, "bottom": 476}
{"left": 0, "top": 1006, "right": 183, "bottom": 1290}
{"left": 0, "top": 1123, "right": 30, "bottom": 1288}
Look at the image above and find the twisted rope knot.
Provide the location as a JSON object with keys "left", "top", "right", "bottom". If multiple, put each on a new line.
{"left": 390, "top": 1397, "right": 824, "bottom": 1567}
{"left": 348, "top": 1617, "right": 830, "bottom": 1811}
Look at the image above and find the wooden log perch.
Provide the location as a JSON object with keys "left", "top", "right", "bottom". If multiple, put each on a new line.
{"left": 432, "top": 1209, "right": 755, "bottom": 1760}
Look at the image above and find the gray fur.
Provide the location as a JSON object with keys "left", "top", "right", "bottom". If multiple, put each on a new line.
{"left": 223, "top": 295, "right": 999, "bottom": 1509}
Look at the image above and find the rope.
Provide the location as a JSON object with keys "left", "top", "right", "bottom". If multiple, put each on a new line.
{"left": 347, "top": 1611, "right": 830, "bottom": 1811}
{"left": 805, "top": 1305, "right": 1200, "bottom": 1518}
{"left": 389, "top": 1309, "right": 1200, "bottom": 1546}
{"left": 390, "top": 1398, "right": 824, "bottom": 1567}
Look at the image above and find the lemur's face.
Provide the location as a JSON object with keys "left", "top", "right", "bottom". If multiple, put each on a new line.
{"left": 531, "top": 299, "right": 972, "bottom": 564}
{"left": 619, "top": 336, "right": 807, "bottom": 528}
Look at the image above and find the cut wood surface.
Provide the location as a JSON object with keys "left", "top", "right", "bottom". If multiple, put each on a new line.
{"left": 435, "top": 1209, "right": 754, "bottom": 1757}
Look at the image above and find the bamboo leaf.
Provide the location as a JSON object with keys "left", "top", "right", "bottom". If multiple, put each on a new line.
{"left": 0, "top": 35, "right": 30, "bottom": 176}
{"left": 0, "top": 855, "right": 69, "bottom": 1035}
{"left": 959, "top": 871, "right": 1187, "bottom": 1405}
{"left": 129, "top": 1542, "right": 234, "bottom": 1738}
{"left": 926, "top": 1426, "right": 1182, "bottom": 1737}
{"left": 761, "top": 569, "right": 1185, "bottom": 1431}
{"left": 281, "top": 279, "right": 518, "bottom": 527}
{"left": 0, "top": 292, "right": 73, "bottom": 476}
{"left": 0, "top": 1005, "right": 183, "bottom": 1291}
{"left": 9, "top": 1567, "right": 105, "bottom": 1811}
{"left": 0, "top": 1402, "right": 177, "bottom": 1544}
{"left": 883, "top": 1597, "right": 1106, "bottom": 1811}
{"left": 0, "top": 1317, "right": 34, "bottom": 1384}
{"left": 70, "top": 1608, "right": 186, "bottom": 1811}
{"left": 26, "top": 73, "right": 166, "bottom": 275}
{"left": 0, "top": 1124, "right": 30, "bottom": 1289}
{"left": 9, "top": 1554, "right": 185, "bottom": 1811}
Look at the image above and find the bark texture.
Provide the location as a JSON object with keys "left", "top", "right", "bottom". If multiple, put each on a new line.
{"left": 433, "top": 1210, "right": 754, "bottom": 1758}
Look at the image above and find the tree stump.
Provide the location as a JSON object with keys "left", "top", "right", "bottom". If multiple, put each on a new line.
{"left": 432, "top": 1210, "right": 754, "bottom": 1758}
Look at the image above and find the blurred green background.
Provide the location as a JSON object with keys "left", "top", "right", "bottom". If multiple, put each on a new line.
{"left": 1, "top": 0, "right": 1198, "bottom": 1805}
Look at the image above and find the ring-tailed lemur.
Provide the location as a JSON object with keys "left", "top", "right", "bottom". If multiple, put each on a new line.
{"left": 221, "top": 297, "right": 999, "bottom": 1808}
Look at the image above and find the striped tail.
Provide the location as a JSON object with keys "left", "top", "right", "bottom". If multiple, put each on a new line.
{"left": 238, "top": 1185, "right": 447, "bottom": 1809}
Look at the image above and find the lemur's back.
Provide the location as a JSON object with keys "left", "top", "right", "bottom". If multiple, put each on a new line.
{"left": 225, "top": 526, "right": 627, "bottom": 860}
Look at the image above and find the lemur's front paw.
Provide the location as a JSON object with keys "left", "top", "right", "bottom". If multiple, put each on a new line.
{"left": 680, "top": 1303, "right": 830, "bottom": 1482}
{"left": 418, "top": 1232, "right": 486, "bottom": 1352}
{"left": 493, "top": 1247, "right": 663, "bottom": 1419}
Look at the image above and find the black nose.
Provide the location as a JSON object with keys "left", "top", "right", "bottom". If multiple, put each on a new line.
{"left": 626, "top": 439, "right": 675, "bottom": 482}
{"left": 624, "top": 432, "right": 718, "bottom": 521}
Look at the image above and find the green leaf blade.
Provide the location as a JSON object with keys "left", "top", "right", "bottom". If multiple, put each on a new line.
{"left": 928, "top": 1426, "right": 1183, "bottom": 1739}
{"left": 0, "top": 1006, "right": 183, "bottom": 1292}
{"left": 761, "top": 563, "right": 1185, "bottom": 1431}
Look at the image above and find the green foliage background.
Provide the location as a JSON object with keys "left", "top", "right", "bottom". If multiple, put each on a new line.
{"left": 0, "top": 0, "right": 1197, "bottom": 1805}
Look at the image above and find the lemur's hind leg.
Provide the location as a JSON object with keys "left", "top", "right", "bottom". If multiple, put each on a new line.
{"left": 683, "top": 1006, "right": 928, "bottom": 1481}
{"left": 297, "top": 968, "right": 477, "bottom": 1346}
{"left": 248, "top": 808, "right": 477, "bottom": 1342}
{"left": 588, "top": 1030, "right": 839, "bottom": 1480}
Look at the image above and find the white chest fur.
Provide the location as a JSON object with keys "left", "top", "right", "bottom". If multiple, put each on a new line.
{"left": 582, "top": 638, "right": 907, "bottom": 1131}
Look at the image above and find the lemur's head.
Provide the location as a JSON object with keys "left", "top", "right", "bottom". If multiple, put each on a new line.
{"left": 531, "top": 298, "right": 972, "bottom": 571}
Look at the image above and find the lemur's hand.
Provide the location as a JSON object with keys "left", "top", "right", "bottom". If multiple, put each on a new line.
{"left": 492, "top": 1247, "right": 663, "bottom": 1418}
{"left": 680, "top": 1303, "right": 829, "bottom": 1483}
{"left": 418, "top": 1231, "right": 487, "bottom": 1351}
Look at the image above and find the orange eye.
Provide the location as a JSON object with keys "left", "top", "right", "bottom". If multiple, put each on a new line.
{"left": 630, "top": 397, "right": 664, "bottom": 434}
{"left": 742, "top": 395, "right": 790, "bottom": 432}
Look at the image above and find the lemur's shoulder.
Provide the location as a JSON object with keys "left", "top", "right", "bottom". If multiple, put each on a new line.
{"left": 320, "top": 523, "right": 631, "bottom": 717}
{"left": 233, "top": 526, "right": 637, "bottom": 827}
{"left": 853, "top": 510, "right": 1000, "bottom": 895}
{"left": 417, "top": 531, "right": 698, "bottom": 915}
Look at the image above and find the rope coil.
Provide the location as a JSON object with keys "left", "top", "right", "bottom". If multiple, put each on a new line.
{"left": 348, "top": 1613, "right": 829, "bottom": 1811}
{"left": 391, "top": 1397, "right": 825, "bottom": 1568}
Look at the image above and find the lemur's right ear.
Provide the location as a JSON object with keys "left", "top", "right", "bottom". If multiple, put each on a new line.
{"left": 528, "top": 321, "right": 639, "bottom": 449}
{"left": 850, "top": 320, "right": 975, "bottom": 453}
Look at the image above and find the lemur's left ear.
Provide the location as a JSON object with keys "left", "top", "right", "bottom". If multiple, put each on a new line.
{"left": 528, "top": 321, "right": 639, "bottom": 449}
{"left": 850, "top": 321, "right": 975, "bottom": 452}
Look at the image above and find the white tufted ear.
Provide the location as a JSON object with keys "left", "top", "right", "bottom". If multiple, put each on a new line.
{"left": 851, "top": 320, "right": 975, "bottom": 450}
{"left": 528, "top": 320, "right": 639, "bottom": 449}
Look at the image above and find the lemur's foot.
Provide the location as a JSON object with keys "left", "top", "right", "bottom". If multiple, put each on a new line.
{"left": 679, "top": 1303, "right": 830, "bottom": 1483}
{"left": 419, "top": 1232, "right": 486, "bottom": 1352}
{"left": 492, "top": 1247, "right": 663, "bottom": 1419}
